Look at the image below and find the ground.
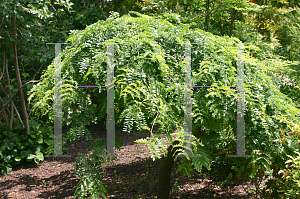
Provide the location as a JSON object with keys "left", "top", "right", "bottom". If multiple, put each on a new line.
{"left": 0, "top": 123, "right": 265, "bottom": 198}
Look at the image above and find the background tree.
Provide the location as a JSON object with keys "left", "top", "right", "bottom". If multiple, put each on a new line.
{"left": 0, "top": 0, "right": 78, "bottom": 175}
{"left": 0, "top": 0, "right": 145, "bottom": 131}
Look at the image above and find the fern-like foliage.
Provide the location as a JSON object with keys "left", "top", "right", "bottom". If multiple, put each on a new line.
{"left": 28, "top": 11, "right": 300, "bottom": 198}
{"left": 135, "top": 126, "right": 212, "bottom": 176}
{"left": 135, "top": 134, "right": 169, "bottom": 161}
{"left": 73, "top": 138, "right": 119, "bottom": 199}
{"left": 191, "top": 145, "right": 213, "bottom": 173}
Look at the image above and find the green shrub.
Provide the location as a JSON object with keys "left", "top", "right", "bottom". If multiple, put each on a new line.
{"left": 0, "top": 118, "right": 54, "bottom": 175}
{"left": 277, "top": 151, "right": 300, "bottom": 199}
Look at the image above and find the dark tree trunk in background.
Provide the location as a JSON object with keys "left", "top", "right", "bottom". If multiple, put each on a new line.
{"left": 157, "top": 140, "right": 181, "bottom": 199}
{"left": 205, "top": 0, "right": 210, "bottom": 31}
{"left": 172, "top": 0, "right": 175, "bottom": 13}
{"left": 228, "top": 9, "right": 236, "bottom": 36}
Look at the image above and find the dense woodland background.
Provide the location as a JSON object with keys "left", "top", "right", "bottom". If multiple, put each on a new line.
{"left": 0, "top": 0, "right": 300, "bottom": 198}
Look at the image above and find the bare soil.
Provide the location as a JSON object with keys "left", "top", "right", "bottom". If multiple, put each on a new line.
{"left": 0, "top": 123, "right": 262, "bottom": 198}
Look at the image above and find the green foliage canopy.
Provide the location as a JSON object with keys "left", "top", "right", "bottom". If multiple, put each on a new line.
{"left": 29, "top": 10, "right": 300, "bottom": 183}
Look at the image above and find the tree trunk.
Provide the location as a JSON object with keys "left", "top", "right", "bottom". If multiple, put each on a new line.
{"left": 205, "top": 0, "right": 210, "bottom": 31}
{"left": 228, "top": 9, "right": 236, "bottom": 36}
{"left": 172, "top": 0, "right": 175, "bottom": 13}
{"left": 4, "top": 52, "right": 14, "bottom": 131}
{"left": 11, "top": 11, "right": 30, "bottom": 133}
{"left": 157, "top": 140, "right": 181, "bottom": 199}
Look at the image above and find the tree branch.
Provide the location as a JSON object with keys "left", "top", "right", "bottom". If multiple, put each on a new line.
{"left": 2, "top": 78, "right": 45, "bottom": 107}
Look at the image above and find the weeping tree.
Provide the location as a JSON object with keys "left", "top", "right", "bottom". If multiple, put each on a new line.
{"left": 29, "top": 11, "right": 300, "bottom": 198}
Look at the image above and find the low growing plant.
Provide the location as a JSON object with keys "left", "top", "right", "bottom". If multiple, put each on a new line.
{"left": 0, "top": 118, "right": 54, "bottom": 175}
{"left": 73, "top": 137, "right": 122, "bottom": 199}
{"left": 277, "top": 151, "right": 300, "bottom": 199}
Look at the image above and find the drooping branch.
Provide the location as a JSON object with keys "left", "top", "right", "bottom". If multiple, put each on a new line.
{"left": 1, "top": 78, "right": 45, "bottom": 107}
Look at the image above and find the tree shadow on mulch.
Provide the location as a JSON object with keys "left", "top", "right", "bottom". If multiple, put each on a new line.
{"left": 0, "top": 122, "right": 258, "bottom": 198}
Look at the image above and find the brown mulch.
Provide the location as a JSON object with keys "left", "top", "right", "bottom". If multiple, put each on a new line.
{"left": 0, "top": 123, "right": 262, "bottom": 199}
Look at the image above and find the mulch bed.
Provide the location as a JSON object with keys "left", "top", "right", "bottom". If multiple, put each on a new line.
{"left": 0, "top": 123, "right": 262, "bottom": 198}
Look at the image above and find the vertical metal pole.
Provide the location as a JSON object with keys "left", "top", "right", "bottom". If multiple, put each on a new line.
{"left": 45, "top": 42, "right": 70, "bottom": 158}
{"left": 184, "top": 41, "right": 193, "bottom": 157}
{"left": 229, "top": 43, "right": 251, "bottom": 158}
{"left": 54, "top": 43, "right": 63, "bottom": 157}
{"left": 106, "top": 43, "right": 115, "bottom": 158}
